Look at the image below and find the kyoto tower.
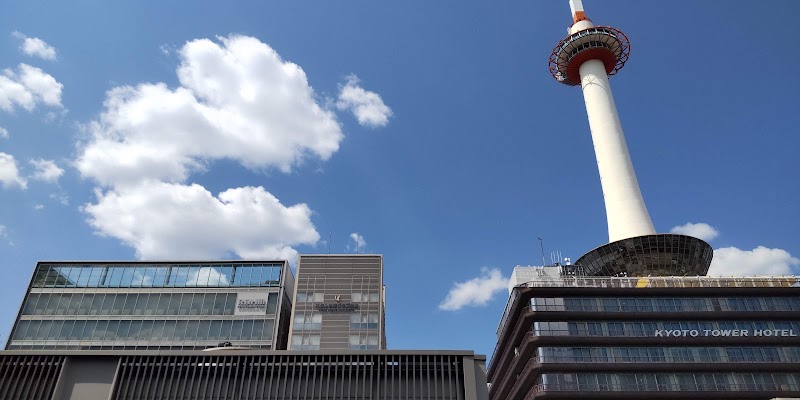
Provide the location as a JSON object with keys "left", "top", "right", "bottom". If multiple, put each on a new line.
{"left": 549, "top": 0, "right": 713, "bottom": 276}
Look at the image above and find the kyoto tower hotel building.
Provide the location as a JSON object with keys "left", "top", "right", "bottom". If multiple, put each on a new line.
{"left": 488, "top": 1, "right": 800, "bottom": 399}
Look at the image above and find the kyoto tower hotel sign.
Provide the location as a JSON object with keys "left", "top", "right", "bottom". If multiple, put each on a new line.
{"left": 550, "top": 0, "right": 713, "bottom": 276}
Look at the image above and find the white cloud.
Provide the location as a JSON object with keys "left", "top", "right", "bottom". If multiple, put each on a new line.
{"left": 0, "top": 126, "right": 7, "bottom": 138}
{"left": 0, "top": 152, "right": 27, "bottom": 189}
{"left": 0, "top": 64, "right": 62, "bottom": 112}
{"left": 708, "top": 246, "right": 799, "bottom": 276}
{"left": 0, "top": 225, "right": 5, "bottom": 236}
{"left": 29, "top": 159, "right": 64, "bottom": 183}
{"left": 349, "top": 232, "right": 367, "bottom": 253}
{"left": 336, "top": 75, "right": 392, "bottom": 127}
{"left": 670, "top": 222, "right": 719, "bottom": 241}
{"left": 34, "top": 204, "right": 44, "bottom": 210}
{"left": 12, "top": 32, "right": 57, "bottom": 60}
{"left": 76, "top": 35, "right": 343, "bottom": 186}
{"left": 439, "top": 267, "right": 508, "bottom": 311}
{"left": 83, "top": 181, "right": 319, "bottom": 260}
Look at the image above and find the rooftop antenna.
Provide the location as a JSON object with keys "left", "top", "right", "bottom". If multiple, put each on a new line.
{"left": 327, "top": 232, "right": 332, "bottom": 254}
{"left": 538, "top": 237, "right": 546, "bottom": 267}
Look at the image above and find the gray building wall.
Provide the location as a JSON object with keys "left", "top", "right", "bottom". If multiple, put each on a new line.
{"left": 289, "top": 255, "right": 386, "bottom": 350}
{"left": 7, "top": 261, "right": 294, "bottom": 351}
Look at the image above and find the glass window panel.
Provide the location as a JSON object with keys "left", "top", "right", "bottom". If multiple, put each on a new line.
{"left": 41, "top": 292, "right": 57, "bottom": 315}
{"left": 161, "top": 320, "right": 176, "bottom": 341}
{"left": 150, "top": 267, "right": 166, "bottom": 287}
{"left": 212, "top": 294, "right": 227, "bottom": 315}
{"left": 32, "top": 293, "right": 50, "bottom": 315}
{"left": 178, "top": 294, "right": 192, "bottom": 314}
{"left": 102, "top": 320, "right": 118, "bottom": 341}
{"left": 130, "top": 267, "right": 146, "bottom": 287}
{"left": 33, "top": 266, "right": 51, "bottom": 287}
{"left": 82, "top": 320, "right": 97, "bottom": 341}
{"left": 229, "top": 320, "right": 244, "bottom": 340}
{"left": 57, "top": 320, "right": 73, "bottom": 340}
{"left": 85, "top": 294, "right": 101, "bottom": 315}
{"left": 88, "top": 267, "right": 104, "bottom": 287}
{"left": 115, "top": 320, "right": 132, "bottom": 339}
{"left": 218, "top": 320, "right": 233, "bottom": 340}
{"left": 22, "top": 294, "right": 40, "bottom": 315}
{"left": 70, "top": 320, "right": 86, "bottom": 340}
{"left": 251, "top": 320, "right": 265, "bottom": 340}
{"left": 145, "top": 293, "right": 160, "bottom": 315}
{"left": 186, "top": 266, "right": 202, "bottom": 286}
{"left": 240, "top": 320, "right": 255, "bottom": 340}
{"left": 174, "top": 320, "right": 189, "bottom": 340}
{"left": 250, "top": 267, "right": 262, "bottom": 286}
{"left": 223, "top": 293, "right": 237, "bottom": 314}
{"left": 167, "top": 293, "right": 182, "bottom": 315}
{"left": 217, "top": 267, "right": 233, "bottom": 286}
{"left": 111, "top": 294, "right": 125, "bottom": 315}
{"left": 175, "top": 267, "right": 189, "bottom": 287}
{"left": 190, "top": 294, "right": 203, "bottom": 315}
{"left": 23, "top": 320, "right": 40, "bottom": 340}
{"left": 234, "top": 266, "right": 252, "bottom": 286}
{"left": 122, "top": 293, "right": 138, "bottom": 315}
{"left": 196, "top": 320, "right": 210, "bottom": 340}
{"left": 151, "top": 320, "right": 166, "bottom": 341}
{"left": 120, "top": 268, "right": 134, "bottom": 288}
{"left": 139, "top": 321, "right": 154, "bottom": 340}
{"left": 127, "top": 320, "right": 142, "bottom": 340}
{"left": 99, "top": 294, "right": 114, "bottom": 315}
{"left": 107, "top": 267, "right": 123, "bottom": 287}
{"left": 209, "top": 320, "right": 223, "bottom": 340}
{"left": 267, "top": 293, "right": 278, "bottom": 314}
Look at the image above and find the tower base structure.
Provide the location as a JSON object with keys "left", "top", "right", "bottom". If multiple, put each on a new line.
{"left": 575, "top": 234, "right": 713, "bottom": 277}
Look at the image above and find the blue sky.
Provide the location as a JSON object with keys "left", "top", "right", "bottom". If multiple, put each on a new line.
{"left": 0, "top": 1, "right": 798, "bottom": 359}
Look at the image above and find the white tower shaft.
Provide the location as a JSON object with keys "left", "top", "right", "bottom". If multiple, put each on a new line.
{"left": 579, "top": 58, "right": 656, "bottom": 241}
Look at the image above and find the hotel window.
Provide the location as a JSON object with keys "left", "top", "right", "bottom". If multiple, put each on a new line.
{"left": 296, "top": 293, "right": 324, "bottom": 303}
{"left": 290, "top": 334, "right": 320, "bottom": 350}
{"left": 352, "top": 292, "right": 380, "bottom": 303}
{"left": 350, "top": 313, "right": 379, "bottom": 329}
{"left": 349, "top": 334, "right": 378, "bottom": 350}
{"left": 293, "top": 313, "right": 322, "bottom": 330}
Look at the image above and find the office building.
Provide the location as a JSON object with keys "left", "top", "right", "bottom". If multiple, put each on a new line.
{"left": 289, "top": 254, "right": 386, "bottom": 350}
{"left": 489, "top": 268, "right": 800, "bottom": 399}
{"left": 6, "top": 261, "right": 294, "bottom": 350}
{"left": 0, "top": 349, "right": 488, "bottom": 400}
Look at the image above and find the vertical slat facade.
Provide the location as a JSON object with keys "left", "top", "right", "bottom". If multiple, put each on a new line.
{"left": 110, "top": 353, "right": 467, "bottom": 400}
{"left": 0, "top": 355, "right": 64, "bottom": 400}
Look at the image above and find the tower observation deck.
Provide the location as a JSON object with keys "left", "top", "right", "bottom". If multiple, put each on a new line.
{"left": 550, "top": 0, "right": 712, "bottom": 276}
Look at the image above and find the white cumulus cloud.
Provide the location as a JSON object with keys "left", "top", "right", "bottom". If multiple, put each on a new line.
{"left": 29, "top": 159, "right": 64, "bottom": 183}
{"left": 0, "top": 152, "right": 27, "bottom": 189}
{"left": 349, "top": 232, "right": 367, "bottom": 253}
{"left": 76, "top": 35, "right": 343, "bottom": 186}
{"left": 0, "top": 126, "right": 8, "bottom": 138}
{"left": 670, "top": 222, "right": 720, "bottom": 241}
{"left": 83, "top": 181, "right": 319, "bottom": 260}
{"left": 708, "top": 246, "right": 799, "bottom": 276}
{"left": 337, "top": 75, "right": 392, "bottom": 128}
{"left": 12, "top": 32, "right": 57, "bottom": 60}
{"left": 0, "top": 64, "right": 63, "bottom": 112}
{"left": 439, "top": 267, "right": 508, "bottom": 311}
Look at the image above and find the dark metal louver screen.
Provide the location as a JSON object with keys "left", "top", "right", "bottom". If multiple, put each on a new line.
{"left": 114, "top": 354, "right": 466, "bottom": 400}
{"left": 0, "top": 355, "right": 64, "bottom": 400}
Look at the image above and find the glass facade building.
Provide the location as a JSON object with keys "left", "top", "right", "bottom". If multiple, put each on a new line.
{"left": 6, "top": 261, "right": 294, "bottom": 350}
{"left": 488, "top": 271, "right": 800, "bottom": 400}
